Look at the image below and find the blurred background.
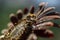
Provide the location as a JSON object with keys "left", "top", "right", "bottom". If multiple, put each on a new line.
{"left": 0, "top": 0, "right": 60, "bottom": 40}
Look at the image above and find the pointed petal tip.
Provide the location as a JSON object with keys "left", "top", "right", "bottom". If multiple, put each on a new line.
{"left": 16, "top": 9, "right": 23, "bottom": 14}
{"left": 1, "top": 29, "right": 8, "bottom": 34}
{"left": 39, "top": 2, "right": 48, "bottom": 6}
{"left": 9, "top": 13, "right": 15, "bottom": 18}
{"left": 39, "top": 2, "right": 45, "bottom": 6}
{"left": 52, "top": 7, "right": 55, "bottom": 9}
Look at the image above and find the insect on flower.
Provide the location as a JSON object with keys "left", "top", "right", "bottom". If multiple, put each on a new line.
{"left": 0, "top": 2, "right": 60, "bottom": 40}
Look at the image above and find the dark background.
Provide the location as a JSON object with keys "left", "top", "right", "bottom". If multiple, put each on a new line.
{"left": 0, "top": 0, "right": 60, "bottom": 40}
